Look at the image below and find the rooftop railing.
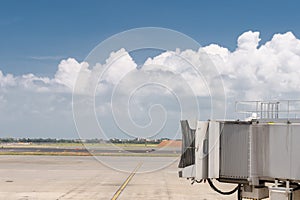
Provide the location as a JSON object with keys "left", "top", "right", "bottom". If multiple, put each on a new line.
{"left": 235, "top": 100, "right": 300, "bottom": 119}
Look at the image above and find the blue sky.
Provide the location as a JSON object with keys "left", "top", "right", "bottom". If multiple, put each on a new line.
{"left": 1, "top": 0, "right": 299, "bottom": 77}
{"left": 1, "top": 0, "right": 300, "bottom": 139}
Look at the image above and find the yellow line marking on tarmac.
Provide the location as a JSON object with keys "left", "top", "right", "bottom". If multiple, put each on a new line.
{"left": 111, "top": 162, "right": 143, "bottom": 200}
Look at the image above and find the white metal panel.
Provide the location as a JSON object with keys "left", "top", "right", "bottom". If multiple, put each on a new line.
{"left": 195, "top": 121, "right": 209, "bottom": 180}
{"left": 268, "top": 125, "right": 291, "bottom": 179}
{"left": 250, "top": 124, "right": 269, "bottom": 185}
{"left": 290, "top": 124, "right": 300, "bottom": 181}
{"left": 220, "top": 123, "right": 250, "bottom": 179}
{"left": 256, "top": 123, "right": 300, "bottom": 181}
{"left": 181, "top": 164, "right": 196, "bottom": 178}
{"left": 208, "top": 121, "right": 220, "bottom": 178}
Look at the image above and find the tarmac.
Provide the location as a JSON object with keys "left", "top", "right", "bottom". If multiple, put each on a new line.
{"left": 0, "top": 155, "right": 238, "bottom": 200}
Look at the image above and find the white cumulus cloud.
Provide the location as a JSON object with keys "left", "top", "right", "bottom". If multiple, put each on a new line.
{"left": 54, "top": 58, "right": 89, "bottom": 90}
{"left": 1, "top": 30, "right": 300, "bottom": 138}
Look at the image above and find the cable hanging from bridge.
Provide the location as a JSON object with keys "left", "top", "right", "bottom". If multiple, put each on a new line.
{"left": 207, "top": 179, "right": 240, "bottom": 195}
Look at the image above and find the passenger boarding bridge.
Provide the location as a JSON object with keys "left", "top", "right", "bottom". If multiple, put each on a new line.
{"left": 179, "top": 100, "right": 300, "bottom": 200}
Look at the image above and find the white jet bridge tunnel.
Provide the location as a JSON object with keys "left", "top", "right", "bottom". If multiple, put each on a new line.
{"left": 178, "top": 100, "right": 300, "bottom": 200}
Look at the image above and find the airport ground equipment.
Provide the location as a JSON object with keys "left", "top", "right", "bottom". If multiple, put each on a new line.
{"left": 178, "top": 101, "right": 300, "bottom": 200}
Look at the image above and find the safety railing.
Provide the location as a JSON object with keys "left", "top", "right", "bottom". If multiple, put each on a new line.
{"left": 235, "top": 100, "right": 300, "bottom": 119}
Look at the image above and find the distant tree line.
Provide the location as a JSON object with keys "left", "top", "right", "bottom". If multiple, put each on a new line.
{"left": 0, "top": 138, "right": 103, "bottom": 143}
{"left": 0, "top": 137, "right": 178, "bottom": 144}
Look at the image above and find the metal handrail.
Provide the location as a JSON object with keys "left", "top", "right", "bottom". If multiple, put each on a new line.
{"left": 235, "top": 100, "right": 300, "bottom": 119}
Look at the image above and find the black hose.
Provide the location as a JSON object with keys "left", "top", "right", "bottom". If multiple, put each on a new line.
{"left": 207, "top": 179, "right": 240, "bottom": 195}
{"left": 237, "top": 184, "right": 242, "bottom": 200}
